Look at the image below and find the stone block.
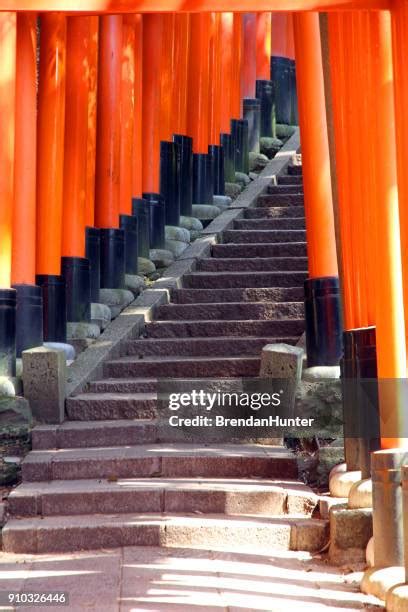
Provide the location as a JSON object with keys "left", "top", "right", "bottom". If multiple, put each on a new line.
{"left": 124, "top": 274, "right": 145, "bottom": 295}
{"left": 260, "top": 343, "right": 304, "bottom": 418}
{"left": 191, "top": 204, "right": 221, "bottom": 220}
{"left": 43, "top": 342, "right": 75, "bottom": 361}
{"left": 149, "top": 249, "right": 174, "bottom": 268}
{"left": 235, "top": 172, "right": 251, "bottom": 188}
{"left": 213, "top": 195, "right": 232, "bottom": 210}
{"left": 0, "top": 376, "right": 17, "bottom": 397}
{"left": 90, "top": 302, "right": 111, "bottom": 330}
{"left": 316, "top": 441, "right": 345, "bottom": 488}
{"left": 138, "top": 257, "right": 156, "bottom": 275}
{"left": 276, "top": 124, "right": 296, "bottom": 139}
{"left": 22, "top": 347, "right": 66, "bottom": 424}
{"left": 249, "top": 151, "right": 269, "bottom": 172}
{"left": 99, "top": 289, "right": 134, "bottom": 319}
{"left": 165, "top": 225, "right": 190, "bottom": 243}
{"left": 0, "top": 395, "right": 32, "bottom": 426}
{"left": 179, "top": 216, "right": 203, "bottom": 232}
{"left": 225, "top": 182, "right": 242, "bottom": 199}
{"left": 303, "top": 365, "right": 341, "bottom": 381}
{"left": 260, "top": 137, "right": 283, "bottom": 159}
{"left": 165, "top": 239, "right": 189, "bottom": 258}
{"left": 329, "top": 503, "right": 373, "bottom": 565}
{"left": 67, "top": 322, "right": 101, "bottom": 340}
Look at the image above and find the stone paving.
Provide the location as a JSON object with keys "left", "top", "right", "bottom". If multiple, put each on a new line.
{"left": 0, "top": 546, "right": 384, "bottom": 611}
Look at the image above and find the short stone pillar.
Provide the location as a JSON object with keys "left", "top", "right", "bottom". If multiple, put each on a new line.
{"left": 260, "top": 343, "right": 304, "bottom": 418}
{"left": 22, "top": 346, "right": 66, "bottom": 424}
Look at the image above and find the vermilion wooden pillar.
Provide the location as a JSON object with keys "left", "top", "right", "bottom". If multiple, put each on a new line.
{"left": 187, "top": 13, "right": 210, "bottom": 155}
{"left": 173, "top": 14, "right": 190, "bottom": 137}
{"left": 230, "top": 13, "right": 243, "bottom": 120}
{"left": 293, "top": 12, "right": 341, "bottom": 367}
{"left": 159, "top": 13, "right": 175, "bottom": 144}
{"left": 242, "top": 13, "right": 257, "bottom": 99}
{"left": 119, "top": 14, "right": 136, "bottom": 216}
{"left": 95, "top": 15, "right": 125, "bottom": 289}
{"left": 142, "top": 14, "right": 163, "bottom": 194}
{"left": 219, "top": 12, "right": 233, "bottom": 137}
{"left": 36, "top": 13, "right": 67, "bottom": 341}
{"left": 132, "top": 14, "right": 142, "bottom": 198}
{"left": 0, "top": 12, "right": 17, "bottom": 375}
{"left": 256, "top": 12, "right": 271, "bottom": 79}
{"left": 62, "top": 16, "right": 91, "bottom": 323}
{"left": 85, "top": 16, "right": 98, "bottom": 229}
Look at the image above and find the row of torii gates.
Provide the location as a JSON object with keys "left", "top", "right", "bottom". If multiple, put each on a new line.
{"left": 1, "top": 0, "right": 408, "bottom": 592}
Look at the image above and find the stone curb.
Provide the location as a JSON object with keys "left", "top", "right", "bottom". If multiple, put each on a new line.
{"left": 65, "top": 137, "right": 298, "bottom": 400}
{"left": 229, "top": 128, "right": 301, "bottom": 209}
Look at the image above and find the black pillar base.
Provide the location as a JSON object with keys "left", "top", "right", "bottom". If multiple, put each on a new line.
{"left": 99, "top": 228, "right": 125, "bottom": 289}
{"left": 304, "top": 276, "right": 343, "bottom": 367}
{"left": 173, "top": 134, "right": 193, "bottom": 217}
{"left": 208, "top": 145, "right": 225, "bottom": 195}
{"left": 256, "top": 79, "right": 276, "bottom": 138}
{"left": 36, "top": 274, "right": 67, "bottom": 343}
{"left": 160, "top": 140, "right": 181, "bottom": 226}
{"left": 142, "top": 193, "right": 166, "bottom": 249}
{"left": 342, "top": 327, "right": 380, "bottom": 478}
{"left": 243, "top": 98, "right": 261, "bottom": 154}
{"left": 231, "top": 119, "right": 249, "bottom": 175}
{"left": 220, "top": 133, "right": 235, "bottom": 183}
{"left": 12, "top": 284, "right": 43, "bottom": 357}
{"left": 290, "top": 60, "right": 299, "bottom": 125}
{"left": 270, "top": 56, "right": 292, "bottom": 126}
{"left": 132, "top": 198, "right": 150, "bottom": 259}
{"left": 85, "top": 227, "right": 101, "bottom": 304}
{"left": 61, "top": 256, "right": 91, "bottom": 323}
{"left": 0, "top": 288, "right": 16, "bottom": 376}
{"left": 120, "top": 214, "right": 139, "bottom": 275}
{"left": 192, "top": 153, "right": 214, "bottom": 204}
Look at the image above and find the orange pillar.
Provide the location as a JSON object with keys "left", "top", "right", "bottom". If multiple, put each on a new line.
{"left": 12, "top": 13, "right": 35, "bottom": 287}
{"left": 209, "top": 12, "right": 221, "bottom": 146}
{"left": 132, "top": 14, "right": 142, "bottom": 198}
{"left": 256, "top": 12, "right": 271, "bottom": 80}
{"left": 142, "top": 14, "right": 163, "bottom": 193}
{"left": 173, "top": 14, "right": 190, "bottom": 136}
{"left": 242, "top": 13, "right": 257, "bottom": 99}
{"left": 85, "top": 16, "right": 98, "bottom": 229}
{"left": 230, "top": 13, "right": 243, "bottom": 120}
{"left": 36, "top": 14, "right": 66, "bottom": 277}
{"left": 219, "top": 13, "right": 233, "bottom": 136}
{"left": 159, "top": 13, "right": 175, "bottom": 144}
{"left": 293, "top": 12, "right": 337, "bottom": 279}
{"left": 0, "top": 13, "right": 16, "bottom": 289}
{"left": 62, "top": 17, "right": 89, "bottom": 260}
{"left": 119, "top": 15, "right": 135, "bottom": 216}
{"left": 187, "top": 13, "right": 211, "bottom": 154}
{"left": 95, "top": 15, "right": 122, "bottom": 229}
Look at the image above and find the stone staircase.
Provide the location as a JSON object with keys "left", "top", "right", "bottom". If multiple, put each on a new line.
{"left": 3, "top": 164, "right": 330, "bottom": 556}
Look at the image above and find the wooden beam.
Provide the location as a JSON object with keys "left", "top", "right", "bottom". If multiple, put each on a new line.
{"left": 0, "top": 0, "right": 389, "bottom": 15}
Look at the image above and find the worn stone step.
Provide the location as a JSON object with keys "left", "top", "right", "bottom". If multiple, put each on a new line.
{"left": 198, "top": 257, "right": 307, "bottom": 273}
{"left": 104, "top": 355, "right": 261, "bottom": 378}
{"left": 245, "top": 206, "right": 305, "bottom": 219}
{"left": 21, "top": 444, "right": 298, "bottom": 482}
{"left": 88, "top": 378, "right": 157, "bottom": 394}
{"left": 257, "top": 194, "right": 304, "bottom": 207}
{"left": 212, "top": 242, "right": 307, "bottom": 258}
{"left": 172, "top": 287, "right": 304, "bottom": 304}
{"left": 32, "top": 419, "right": 160, "bottom": 449}
{"left": 278, "top": 175, "right": 303, "bottom": 185}
{"left": 145, "top": 319, "right": 305, "bottom": 338}
{"left": 288, "top": 164, "right": 303, "bottom": 176}
{"left": 8, "top": 477, "right": 317, "bottom": 518}
{"left": 2, "top": 513, "right": 328, "bottom": 554}
{"left": 123, "top": 336, "right": 298, "bottom": 358}
{"left": 184, "top": 270, "right": 307, "bottom": 289}
{"left": 155, "top": 301, "right": 304, "bottom": 321}
{"left": 268, "top": 184, "right": 303, "bottom": 195}
{"left": 66, "top": 393, "right": 158, "bottom": 421}
{"left": 222, "top": 230, "right": 307, "bottom": 244}
{"left": 234, "top": 218, "right": 305, "bottom": 230}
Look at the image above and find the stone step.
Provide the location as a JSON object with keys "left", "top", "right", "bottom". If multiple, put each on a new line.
{"left": 155, "top": 301, "right": 304, "bottom": 321}
{"left": 184, "top": 270, "right": 307, "bottom": 289}
{"left": 145, "top": 319, "right": 305, "bottom": 338}
{"left": 288, "top": 164, "right": 303, "bottom": 176}
{"left": 172, "top": 287, "right": 304, "bottom": 304}
{"left": 257, "top": 194, "right": 304, "bottom": 207}
{"left": 88, "top": 378, "right": 157, "bottom": 394}
{"left": 2, "top": 512, "right": 328, "bottom": 554}
{"left": 268, "top": 184, "right": 303, "bottom": 195}
{"left": 198, "top": 257, "right": 307, "bottom": 273}
{"left": 123, "top": 336, "right": 299, "bottom": 358}
{"left": 66, "top": 393, "right": 158, "bottom": 421}
{"left": 104, "top": 355, "right": 261, "bottom": 378}
{"left": 8, "top": 477, "right": 318, "bottom": 518}
{"left": 222, "top": 230, "right": 307, "bottom": 244}
{"left": 21, "top": 444, "right": 298, "bottom": 482}
{"left": 245, "top": 206, "right": 305, "bottom": 219}
{"left": 233, "top": 218, "right": 306, "bottom": 231}
{"left": 278, "top": 175, "right": 303, "bottom": 185}
{"left": 212, "top": 242, "right": 307, "bottom": 258}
